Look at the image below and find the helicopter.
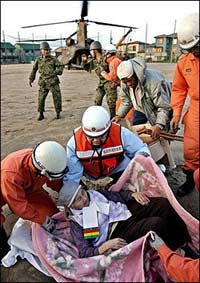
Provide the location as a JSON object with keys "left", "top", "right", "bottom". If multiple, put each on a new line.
{"left": 18, "top": 0, "right": 138, "bottom": 68}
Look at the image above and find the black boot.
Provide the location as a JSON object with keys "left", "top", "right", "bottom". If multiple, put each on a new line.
{"left": 177, "top": 170, "right": 195, "bottom": 197}
{"left": 37, "top": 112, "right": 44, "bottom": 121}
{"left": 56, "top": 112, "right": 61, "bottom": 119}
{"left": 0, "top": 226, "right": 10, "bottom": 261}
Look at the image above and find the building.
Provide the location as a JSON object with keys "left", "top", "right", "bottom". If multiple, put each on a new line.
{"left": 153, "top": 33, "right": 180, "bottom": 62}
{"left": 117, "top": 33, "right": 180, "bottom": 62}
{"left": 15, "top": 43, "right": 40, "bottom": 63}
{"left": 0, "top": 42, "right": 18, "bottom": 64}
{"left": 118, "top": 41, "right": 146, "bottom": 58}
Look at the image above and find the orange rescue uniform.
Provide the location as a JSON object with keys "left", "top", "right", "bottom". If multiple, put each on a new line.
{"left": 157, "top": 244, "right": 200, "bottom": 282}
{"left": 102, "top": 55, "right": 122, "bottom": 85}
{"left": 1, "top": 149, "right": 62, "bottom": 225}
{"left": 171, "top": 53, "right": 199, "bottom": 171}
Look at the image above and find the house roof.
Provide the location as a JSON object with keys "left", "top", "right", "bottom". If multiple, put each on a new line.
{"left": 154, "top": 33, "right": 177, "bottom": 38}
{"left": 119, "top": 41, "right": 147, "bottom": 46}
{"left": 15, "top": 43, "right": 40, "bottom": 50}
{"left": 0, "top": 42, "right": 15, "bottom": 50}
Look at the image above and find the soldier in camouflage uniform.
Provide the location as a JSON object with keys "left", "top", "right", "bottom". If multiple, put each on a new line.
{"left": 29, "top": 41, "right": 64, "bottom": 120}
{"left": 81, "top": 41, "right": 118, "bottom": 119}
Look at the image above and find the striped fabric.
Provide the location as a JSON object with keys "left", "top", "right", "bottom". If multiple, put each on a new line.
{"left": 83, "top": 227, "right": 100, "bottom": 239}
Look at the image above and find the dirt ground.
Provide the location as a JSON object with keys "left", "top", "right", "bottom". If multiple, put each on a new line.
{"left": 1, "top": 63, "right": 199, "bottom": 282}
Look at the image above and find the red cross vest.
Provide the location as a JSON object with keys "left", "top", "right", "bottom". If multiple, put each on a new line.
{"left": 74, "top": 123, "right": 124, "bottom": 179}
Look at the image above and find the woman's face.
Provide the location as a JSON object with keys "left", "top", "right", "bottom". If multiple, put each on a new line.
{"left": 70, "top": 188, "right": 89, "bottom": 210}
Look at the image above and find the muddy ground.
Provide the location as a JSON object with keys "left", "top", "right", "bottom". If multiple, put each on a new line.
{"left": 1, "top": 63, "right": 199, "bottom": 282}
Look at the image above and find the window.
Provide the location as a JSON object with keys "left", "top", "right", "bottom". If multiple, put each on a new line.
{"left": 156, "top": 38, "right": 164, "bottom": 44}
{"left": 132, "top": 46, "right": 136, "bottom": 51}
{"left": 157, "top": 47, "right": 163, "bottom": 53}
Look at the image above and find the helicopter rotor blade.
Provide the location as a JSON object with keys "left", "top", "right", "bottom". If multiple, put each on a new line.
{"left": 16, "top": 30, "right": 78, "bottom": 43}
{"left": 21, "top": 20, "right": 78, "bottom": 29}
{"left": 87, "top": 20, "right": 138, "bottom": 29}
{"left": 81, "top": 0, "right": 88, "bottom": 19}
{"left": 16, "top": 38, "right": 67, "bottom": 42}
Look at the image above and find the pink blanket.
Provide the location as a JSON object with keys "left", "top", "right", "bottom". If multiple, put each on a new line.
{"left": 32, "top": 156, "right": 199, "bottom": 282}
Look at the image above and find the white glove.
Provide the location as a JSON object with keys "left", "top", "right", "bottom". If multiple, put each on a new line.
{"left": 149, "top": 231, "right": 165, "bottom": 250}
{"left": 42, "top": 216, "right": 57, "bottom": 233}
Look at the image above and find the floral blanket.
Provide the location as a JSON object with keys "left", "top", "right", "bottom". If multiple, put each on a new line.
{"left": 32, "top": 156, "right": 199, "bottom": 282}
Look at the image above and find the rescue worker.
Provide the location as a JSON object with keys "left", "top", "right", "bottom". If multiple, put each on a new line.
{"left": 29, "top": 41, "right": 64, "bottom": 121}
{"left": 81, "top": 41, "right": 119, "bottom": 119}
{"left": 99, "top": 44, "right": 122, "bottom": 117}
{"left": 113, "top": 56, "right": 173, "bottom": 139}
{"left": 170, "top": 13, "right": 199, "bottom": 197}
{"left": 64, "top": 105, "right": 150, "bottom": 185}
{"left": 150, "top": 231, "right": 199, "bottom": 282}
{"left": 1, "top": 141, "right": 68, "bottom": 260}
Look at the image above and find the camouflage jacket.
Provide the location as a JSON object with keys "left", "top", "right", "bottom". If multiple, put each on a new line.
{"left": 29, "top": 55, "right": 64, "bottom": 87}
{"left": 81, "top": 55, "right": 110, "bottom": 86}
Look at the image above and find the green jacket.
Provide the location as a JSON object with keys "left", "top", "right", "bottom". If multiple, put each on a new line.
{"left": 29, "top": 55, "right": 64, "bottom": 87}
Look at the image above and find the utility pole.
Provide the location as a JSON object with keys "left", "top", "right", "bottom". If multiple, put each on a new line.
{"left": 60, "top": 34, "right": 62, "bottom": 48}
{"left": 144, "top": 23, "right": 148, "bottom": 59}
{"left": 18, "top": 32, "right": 20, "bottom": 42}
{"left": 32, "top": 33, "right": 35, "bottom": 61}
{"left": 170, "top": 19, "right": 177, "bottom": 63}
{"left": 2, "top": 30, "right": 7, "bottom": 62}
{"left": 110, "top": 30, "right": 113, "bottom": 44}
{"left": 97, "top": 32, "right": 99, "bottom": 41}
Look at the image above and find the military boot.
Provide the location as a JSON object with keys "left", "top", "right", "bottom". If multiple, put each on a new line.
{"left": 56, "top": 112, "right": 61, "bottom": 119}
{"left": 37, "top": 112, "right": 44, "bottom": 121}
{"left": 177, "top": 170, "right": 195, "bottom": 197}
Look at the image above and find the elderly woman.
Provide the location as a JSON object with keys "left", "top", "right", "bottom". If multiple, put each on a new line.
{"left": 58, "top": 180, "right": 190, "bottom": 258}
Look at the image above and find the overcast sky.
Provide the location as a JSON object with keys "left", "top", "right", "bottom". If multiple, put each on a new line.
{"left": 1, "top": 1, "right": 199, "bottom": 49}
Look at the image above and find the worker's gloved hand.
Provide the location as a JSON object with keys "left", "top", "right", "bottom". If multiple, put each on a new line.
{"left": 149, "top": 231, "right": 165, "bottom": 250}
{"left": 29, "top": 80, "right": 33, "bottom": 87}
{"left": 170, "top": 115, "right": 181, "bottom": 134}
{"left": 42, "top": 216, "right": 57, "bottom": 233}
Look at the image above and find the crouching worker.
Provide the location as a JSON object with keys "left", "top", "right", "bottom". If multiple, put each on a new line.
{"left": 58, "top": 180, "right": 191, "bottom": 258}
{"left": 1, "top": 141, "right": 68, "bottom": 260}
{"left": 150, "top": 231, "right": 199, "bottom": 282}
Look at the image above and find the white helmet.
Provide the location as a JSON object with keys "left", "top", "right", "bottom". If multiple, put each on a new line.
{"left": 117, "top": 60, "right": 134, "bottom": 80}
{"left": 104, "top": 44, "right": 117, "bottom": 55}
{"left": 82, "top": 106, "right": 111, "bottom": 137}
{"left": 57, "top": 180, "right": 82, "bottom": 207}
{"left": 32, "top": 141, "right": 68, "bottom": 179}
{"left": 177, "top": 13, "right": 199, "bottom": 50}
